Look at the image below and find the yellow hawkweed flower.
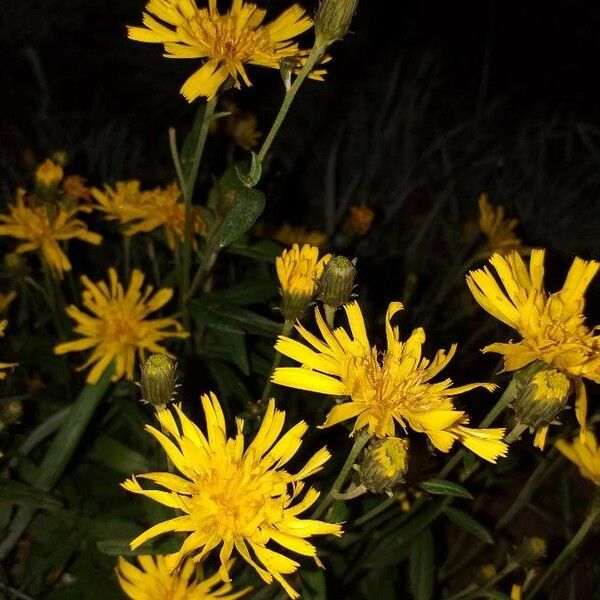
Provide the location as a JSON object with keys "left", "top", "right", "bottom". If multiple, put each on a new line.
{"left": 62, "top": 175, "right": 93, "bottom": 205}
{"left": 0, "top": 189, "right": 102, "bottom": 277}
{"left": 122, "top": 394, "right": 342, "bottom": 599}
{"left": 35, "top": 159, "right": 63, "bottom": 187}
{"left": 127, "top": 0, "right": 320, "bottom": 102}
{"left": 0, "top": 291, "right": 17, "bottom": 314}
{"left": 477, "top": 194, "right": 527, "bottom": 257}
{"left": 125, "top": 183, "right": 205, "bottom": 249}
{"left": 272, "top": 301, "right": 508, "bottom": 462}
{"left": 274, "top": 223, "right": 327, "bottom": 248}
{"left": 0, "top": 320, "right": 17, "bottom": 380}
{"left": 276, "top": 243, "right": 331, "bottom": 321}
{"left": 466, "top": 249, "right": 600, "bottom": 445}
{"left": 91, "top": 180, "right": 151, "bottom": 225}
{"left": 556, "top": 429, "right": 600, "bottom": 486}
{"left": 54, "top": 269, "right": 187, "bottom": 384}
{"left": 117, "top": 555, "right": 250, "bottom": 600}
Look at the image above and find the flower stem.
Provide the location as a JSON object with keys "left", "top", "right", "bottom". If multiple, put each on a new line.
{"left": 527, "top": 508, "right": 599, "bottom": 598}
{"left": 256, "top": 46, "right": 325, "bottom": 167}
{"left": 181, "top": 97, "right": 217, "bottom": 334}
{"left": 312, "top": 429, "right": 370, "bottom": 520}
{"left": 260, "top": 319, "right": 293, "bottom": 404}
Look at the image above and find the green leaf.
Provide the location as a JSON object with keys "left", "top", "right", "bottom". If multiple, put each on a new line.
{"left": 328, "top": 499, "right": 349, "bottom": 523}
{"left": 409, "top": 527, "right": 435, "bottom": 600}
{"left": 418, "top": 478, "right": 473, "bottom": 500}
{"left": 301, "top": 569, "right": 327, "bottom": 600}
{"left": 217, "top": 187, "right": 266, "bottom": 248}
{"left": 445, "top": 507, "right": 493, "bottom": 544}
{"left": 97, "top": 537, "right": 181, "bottom": 557}
{"left": 180, "top": 103, "right": 206, "bottom": 185}
{"left": 91, "top": 435, "right": 151, "bottom": 474}
{"left": 218, "top": 279, "right": 278, "bottom": 306}
{"left": 204, "top": 330, "right": 250, "bottom": 375}
{"left": 0, "top": 479, "right": 62, "bottom": 510}
{"left": 225, "top": 238, "right": 282, "bottom": 262}
{"left": 189, "top": 298, "right": 281, "bottom": 337}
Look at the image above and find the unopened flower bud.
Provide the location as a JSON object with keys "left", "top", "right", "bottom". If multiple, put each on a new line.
{"left": 35, "top": 159, "right": 63, "bottom": 188}
{"left": 474, "top": 564, "right": 497, "bottom": 585}
{"left": 315, "top": 0, "right": 359, "bottom": 48}
{"left": 359, "top": 437, "right": 409, "bottom": 494}
{"left": 4, "top": 253, "right": 29, "bottom": 280}
{"left": 0, "top": 400, "right": 23, "bottom": 430}
{"left": 140, "top": 354, "right": 177, "bottom": 409}
{"left": 318, "top": 255, "right": 356, "bottom": 309}
{"left": 511, "top": 536, "right": 546, "bottom": 568}
{"left": 512, "top": 362, "right": 571, "bottom": 429}
{"left": 343, "top": 205, "right": 375, "bottom": 237}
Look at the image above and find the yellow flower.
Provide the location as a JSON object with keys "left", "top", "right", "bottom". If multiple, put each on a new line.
{"left": 122, "top": 394, "right": 341, "bottom": 599}
{"left": 0, "top": 189, "right": 102, "bottom": 277}
{"left": 221, "top": 101, "right": 262, "bottom": 150}
{"left": 125, "top": 182, "right": 206, "bottom": 249}
{"left": 272, "top": 301, "right": 508, "bottom": 462}
{"left": 276, "top": 243, "right": 331, "bottom": 321}
{"left": 35, "top": 159, "right": 63, "bottom": 187}
{"left": 466, "top": 249, "right": 600, "bottom": 444}
{"left": 344, "top": 205, "right": 375, "bottom": 237}
{"left": 62, "top": 175, "right": 93, "bottom": 205}
{"left": 274, "top": 223, "right": 327, "bottom": 248}
{"left": 128, "top": 0, "right": 320, "bottom": 102}
{"left": 91, "top": 181, "right": 151, "bottom": 225}
{"left": 477, "top": 193, "right": 527, "bottom": 257}
{"left": 117, "top": 555, "right": 250, "bottom": 600}
{"left": 54, "top": 268, "right": 188, "bottom": 384}
{"left": 0, "top": 291, "right": 17, "bottom": 314}
{"left": 0, "top": 320, "right": 17, "bottom": 380}
{"left": 556, "top": 429, "right": 600, "bottom": 486}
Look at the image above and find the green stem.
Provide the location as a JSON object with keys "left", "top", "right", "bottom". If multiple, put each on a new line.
{"left": 312, "top": 429, "right": 370, "bottom": 520}
{"left": 354, "top": 493, "right": 399, "bottom": 528}
{"left": 446, "top": 562, "right": 519, "bottom": 600}
{"left": 260, "top": 320, "right": 293, "bottom": 404}
{"left": 181, "top": 97, "right": 217, "bottom": 333}
{"left": 185, "top": 230, "right": 220, "bottom": 302}
{"left": 123, "top": 236, "right": 131, "bottom": 282}
{"left": 504, "top": 422, "right": 528, "bottom": 445}
{"left": 527, "top": 509, "right": 599, "bottom": 598}
{"left": 146, "top": 237, "right": 161, "bottom": 286}
{"left": 256, "top": 46, "right": 325, "bottom": 166}
{"left": 0, "top": 363, "right": 115, "bottom": 560}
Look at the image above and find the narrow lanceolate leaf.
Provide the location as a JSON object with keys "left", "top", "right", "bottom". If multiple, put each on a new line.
{"left": 409, "top": 528, "right": 435, "bottom": 600}
{"left": 97, "top": 537, "right": 181, "bottom": 557}
{"left": 91, "top": 435, "right": 150, "bottom": 474}
{"left": 418, "top": 478, "right": 473, "bottom": 500}
{"left": 180, "top": 103, "right": 206, "bottom": 186}
{"left": 445, "top": 507, "right": 493, "bottom": 544}
{"left": 0, "top": 479, "right": 62, "bottom": 510}
{"left": 217, "top": 187, "right": 266, "bottom": 248}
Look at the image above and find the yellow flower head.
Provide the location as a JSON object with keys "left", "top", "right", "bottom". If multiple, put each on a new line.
{"left": 0, "top": 320, "right": 17, "bottom": 380}
{"left": 0, "top": 291, "right": 17, "bottom": 314}
{"left": 556, "top": 429, "right": 600, "bottom": 486}
{"left": 54, "top": 268, "right": 188, "bottom": 383}
{"left": 62, "top": 175, "right": 93, "bottom": 205}
{"left": 272, "top": 301, "right": 508, "bottom": 462}
{"left": 128, "top": 0, "right": 320, "bottom": 102}
{"left": 35, "top": 159, "right": 64, "bottom": 188}
{"left": 0, "top": 189, "right": 102, "bottom": 277}
{"left": 122, "top": 394, "right": 342, "bottom": 599}
{"left": 477, "top": 193, "right": 526, "bottom": 257}
{"left": 274, "top": 223, "right": 327, "bottom": 248}
{"left": 276, "top": 243, "right": 331, "bottom": 321}
{"left": 466, "top": 249, "right": 600, "bottom": 440}
{"left": 125, "top": 182, "right": 206, "bottom": 249}
{"left": 91, "top": 181, "right": 151, "bottom": 225}
{"left": 117, "top": 555, "right": 250, "bottom": 600}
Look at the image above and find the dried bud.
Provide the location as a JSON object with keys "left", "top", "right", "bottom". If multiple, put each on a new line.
{"left": 359, "top": 437, "right": 409, "bottom": 494}
{"left": 140, "top": 354, "right": 177, "bottom": 409}
{"left": 512, "top": 361, "right": 571, "bottom": 429}
{"left": 318, "top": 255, "right": 356, "bottom": 309}
{"left": 35, "top": 159, "right": 63, "bottom": 188}
{"left": 314, "top": 0, "right": 358, "bottom": 48}
{"left": 512, "top": 536, "right": 546, "bottom": 568}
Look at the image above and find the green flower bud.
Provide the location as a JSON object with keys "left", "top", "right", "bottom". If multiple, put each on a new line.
{"left": 314, "top": 0, "right": 359, "bottom": 48}
{"left": 140, "top": 354, "right": 177, "bottom": 410}
{"left": 318, "top": 255, "right": 356, "bottom": 309}
{"left": 0, "top": 400, "right": 23, "bottom": 430}
{"left": 512, "top": 361, "right": 571, "bottom": 429}
{"left": 4, "top": 253, "right": 29, "bottom": 280}
{"left": 359, "top": 437, "right": 409, "bottom": 494}
{"left": 511, "top": 536, "right": 546, "bottom": 568}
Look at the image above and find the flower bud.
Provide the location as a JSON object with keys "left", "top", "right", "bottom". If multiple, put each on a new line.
{"left": 474, "top": 564, "right": 497, "bottom": 585}
{"left": 511, "top": 536, "right": 546, "bottom": 568}
{"left": 315, "top": 0, "right": 359, "bottom": 48}
{"left": 4, "top": 253, "right": 29, "bottom": 281}
{"left": 512, "top": 362, "right": 571, "bottom": 429}
{"left": 318, "top": 255, "right": 356, "bottom": 309}
{"left": 343, "top": 205, "right": 375, "bottom": 237}
{"left": 358, "top": 437, "right": 409, "bottom": 494}
{"left": 0, "top": 400, "right": 23, "bottom": 430}
{"left": 35, "top": 159, "right": 63, "bottom": 188}
{"left": 140, "top": 354, "right": 177, "bottom": 409}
